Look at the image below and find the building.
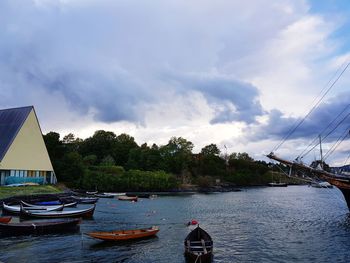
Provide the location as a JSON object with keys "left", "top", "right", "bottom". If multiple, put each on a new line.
{"left": 0, "top": 106, "right": 56, "bottom": 185}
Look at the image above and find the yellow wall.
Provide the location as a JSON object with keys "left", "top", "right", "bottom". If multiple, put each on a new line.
{"left": 0, "top": 109, "right": 54, "bottom": 171}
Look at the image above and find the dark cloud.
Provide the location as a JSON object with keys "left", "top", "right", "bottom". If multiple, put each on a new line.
{"left": 250, "top": 91, "right": 350, "bottom": 143}
{"left": 164, "top": 73, "right": 264, "bottom": 124}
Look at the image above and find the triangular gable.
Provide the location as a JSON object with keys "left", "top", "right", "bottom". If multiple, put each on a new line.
{"left": 0, "top": 107, "right": 54, "bottom": 171}
{"left": 0, "top": 106, "right": 32, "bottom": 161}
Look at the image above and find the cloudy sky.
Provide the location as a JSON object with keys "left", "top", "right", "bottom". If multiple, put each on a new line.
{"left": 1, "top": 0, "right": 349, "bottom": 166}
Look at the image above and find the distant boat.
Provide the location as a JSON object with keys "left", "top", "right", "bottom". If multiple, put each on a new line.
{"left": 70, "top": 196, "right": 99, "bottom": 204}
{"left": 0, "top": 216, "right": 12, "bottom": 224}
{"left": 0, "top": 218, "right": 81, "bottom": 236}
{"left": 94, "top": 193, "right": 115, "bottom": 198}
{"left": 184, "top": 226, "right": 213, "bottom": 262}
{"left": 268, "top": 182, "right": 288, "bottom": 187}
{"left": 103, "top": 192, "right": 126, "bottom": 196}
{"left": 118, "top": 196, "right": 138, "bottom": 202}
{"left": 86, "top": 226, "right": 159, "bottom": 241}
{"left": 310, "top": 181, "right": 333, "bottom": 188}
{"left": 20, "top": 204, "right": 96, "bottom": 219}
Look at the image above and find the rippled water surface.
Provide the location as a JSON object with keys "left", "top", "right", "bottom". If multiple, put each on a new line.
{"left": 2, "top": 186, "right": 350, "bottom": 262}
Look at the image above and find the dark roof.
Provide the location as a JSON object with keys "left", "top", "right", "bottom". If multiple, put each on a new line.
{"left": 0, "top": 106, "right": 33, "bottom": 161}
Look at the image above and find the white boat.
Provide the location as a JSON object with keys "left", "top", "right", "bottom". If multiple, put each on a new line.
{"left": 103, "top": 192, "right": 126, "bottom": 196}
{"left": 21, "top": 200, "right": 77, "bottom": 208}
{"left": 311, "top": 181, "right": 333, "bottom": 188}
{"left": 2, "top": 203, "right": 64, "bottom": 214}
{"left": 20, "top": 204, "right": 96, "bottom": 218}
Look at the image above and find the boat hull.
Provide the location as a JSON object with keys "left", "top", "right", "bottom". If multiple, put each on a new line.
{"left": 87, "top": 226, "right": 159, "bottom": 241}
{"left": 0, "top": 218, "right": 81, "bottom": 236}
{"left": 184, "top": 226, "right": 213, "bottom": 263}
{"left": 20, "top": 204, "right": 96, "bottom": 219}
{"left": 0, "top": 217, "right": 12, "bottom": 224}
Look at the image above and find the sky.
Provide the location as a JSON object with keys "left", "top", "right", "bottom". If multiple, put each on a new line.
{"left": 0, "top": 0, "right": 349, "bottom": 166}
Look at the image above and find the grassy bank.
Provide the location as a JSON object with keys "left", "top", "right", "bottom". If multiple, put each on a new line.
{"left": 0, "top": 185, "right": 63, "bottom": 199}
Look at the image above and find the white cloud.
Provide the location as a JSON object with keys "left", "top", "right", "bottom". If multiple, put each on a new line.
{"left": 0, "top": 0, "right": 349, "bottom": 165}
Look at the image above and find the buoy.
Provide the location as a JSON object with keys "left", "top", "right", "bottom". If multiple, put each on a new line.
{"left": 191, "top": 219, "right": 198, "bottom": 225}
{"left": 187, "top": 219, "right": 198, "bottom": 226}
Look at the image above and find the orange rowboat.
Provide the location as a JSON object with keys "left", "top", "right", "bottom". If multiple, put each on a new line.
{"left": 86, "top": 226, "right": 159, "bottom": 241}
{"left": 0, "top": 216, "right": 12, "bottom": 223}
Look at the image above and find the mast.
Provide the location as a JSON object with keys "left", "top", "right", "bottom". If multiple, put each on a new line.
{"left": 319, "top": 135, "right": 323, "bottom": 169}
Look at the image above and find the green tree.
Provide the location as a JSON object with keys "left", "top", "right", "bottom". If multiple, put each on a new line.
{"left": 160, "top": 137, "right": 194, "bottom": 174}
{"left": 79, "top": 130, "right": 117, "bottom": 163}
{"left": 113, "top": 133, "right": 138, "bottom": 167}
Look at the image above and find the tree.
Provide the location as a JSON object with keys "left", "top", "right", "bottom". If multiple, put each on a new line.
{"left": 113, "top": 133, "right": 139, "bottom": 167}
{"left": 201, "top": 144, "right": 220, "bottom": 156}
{"left": 160, "top": 137, "right": 194, "bottom": 174}
{"left": 79, "top": 130, "right": 117, "bottom": 163}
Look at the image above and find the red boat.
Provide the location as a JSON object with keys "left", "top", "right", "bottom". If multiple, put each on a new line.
{"left": 0, "top": 217, "right": 12, "bottom": 224}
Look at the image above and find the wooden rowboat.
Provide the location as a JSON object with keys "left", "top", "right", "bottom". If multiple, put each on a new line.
{"left": 21, "top": 200, "right": 77, "bottom": 208}
{"left": 0, "top": 216, "right": 12, "bottom": 224}
{"left": 2, "top": 202, "right": 64, "bottom": 215}
{"left": 184, "top": 226, "right": 213, "bottom": 262}
{"left": 118, "top": 196, "right": 138, "bottom": 202}
{"left": 94, "top": 193, "right": 114, "bottom": 198}
{"left": 20, "top": 204, "right": 96, "bottom": 219}
{"left": 71, "top": 196, "right": 99, "bottom": 204}
{"left": 87, "top": 226, "right": 159, "bottom": 241}
{"left": 0, "top": 218, "right": 81, "bottom": 236}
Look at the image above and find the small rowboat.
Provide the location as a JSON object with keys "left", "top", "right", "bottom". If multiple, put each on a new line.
{"left": 118, "top": 196, "right": 138, "bottom": 202}
{"left": 0, "top": 218, "right": 81, "bottom": 236}
{"left": 0, "top": 217, "right": 12, "bottom": 224}
{"left": 184, "top": 226, "right": 213, "bottom": 262}
{"left": 2, "top": 202, "right": 64, "bottom": 214}
{"left": 86, "top": 226, "right": 159, "bottom": 241}
{"left": 103, "top": 192, "right": 126, "bottom": 196}
{"left": 20, "top": 204, "right": 96, "bottom": 219}
{"left": 21, "top": 200, "right": 77, "bottom": 208}
{"left": 71, "top": 196, "right": 99, "bottom": 204}
{"left": 94, "top": 193, "right": 114, "bottom": 198}
{"left": 86, "top": 191, "right": 98, "bottom": 195}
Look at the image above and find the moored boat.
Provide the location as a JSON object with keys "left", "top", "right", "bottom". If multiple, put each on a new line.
{"left": 2, "top": 202, "right": 64, "bottom": 215}
{"left": 71, "top": 196, "right": 99, "bottom": 204}
{"left": 184, "top": 226, "right": 213, "bottom": 262}
{"left": 86, "top": 226, "right": 159, "bottom": 241}
{"left": 118, "top": 196, "right": 138, "bottom": 202}
{"left": 0, "top": 216, "right": 12, "bottom": 224}
{"left": 103, "top": 192, "right": 126, "bottom": 196}
{"left": 20, "top": 204, "right": 96, "bottom": 219}
{"left": 94, "top": 193, "right": 114, "bottom": 198}
{"left": 0, "top": 218, "right": 81, "bottom": 236}
{"left": 86, "top": 191, "right": 98, "bottom": 195}
{"left": 21, "top": 200, "right": 77, "bottom": 208}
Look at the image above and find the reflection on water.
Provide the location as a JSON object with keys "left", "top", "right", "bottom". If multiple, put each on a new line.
{"left": 1, "top": 186, "right": 350, "bottom": 262}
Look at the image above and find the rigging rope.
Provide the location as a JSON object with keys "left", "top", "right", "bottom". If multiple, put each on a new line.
{"left": 272, "top": 61, "right": 350, "bottom": 153}
{"left": 299, "top": 111, "right": 350, "bottom": 159}
{"left": 324, "top": 128, "right": 350, "bottom": 161}
{"left": 298, "top": 103, "right": 350, "bottom": 159}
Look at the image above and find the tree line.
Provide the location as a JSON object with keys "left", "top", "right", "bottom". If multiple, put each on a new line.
{"left": 43, "top": 130, "right": 279, "bottom": 191}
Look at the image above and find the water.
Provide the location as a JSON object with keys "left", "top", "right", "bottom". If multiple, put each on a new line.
{"left": 2, "top": 186, "right": 350, "bottom": 262}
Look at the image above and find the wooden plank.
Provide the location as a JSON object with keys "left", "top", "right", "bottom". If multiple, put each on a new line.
{"left": 201, "top": 239, "right": 207, "bottom": 254}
